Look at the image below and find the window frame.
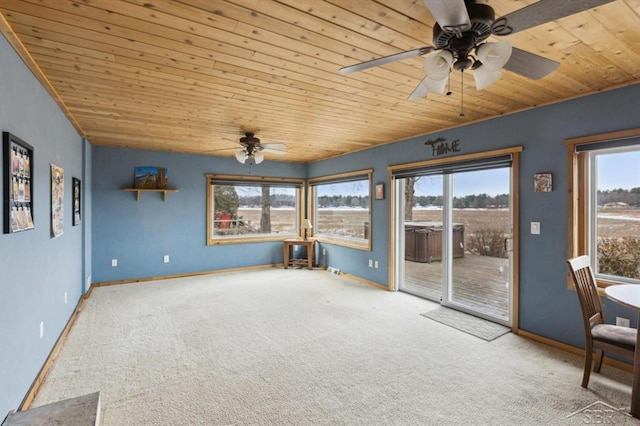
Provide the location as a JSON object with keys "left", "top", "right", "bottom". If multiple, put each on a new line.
{"left": 206, "top": 174, "right": 305, "bottom": 245}
{"left": 307, "top": 169, "right": 373, "bottom": 251}
{"left": 565, "top": 128, "right": 640, "bottom": 288}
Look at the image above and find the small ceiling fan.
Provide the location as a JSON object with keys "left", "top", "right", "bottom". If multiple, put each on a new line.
{"left": 229, "top": 132, "right": 288, "bottom": 164}
{"left": 340, "top": 0, "right": 615, "bottom": 100}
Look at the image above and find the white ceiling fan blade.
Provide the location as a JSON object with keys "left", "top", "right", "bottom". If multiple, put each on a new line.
{"left": 494, "top": 0, "right": 617, "bottom": 35}
{"left": 206, "top": 146, "right": 240, "bottom": 153}
{"left": 339, "top": 47, "right": 434, "bottom": 75}
{"left": 261, "top": 142, "right": 287, "bottom": 150}
{"left": 262, "top": 148, "right": 287, "bottom": 155}
{"left": 422, "top": 0, "right": 471, "bottom": 33}
{"left": 408, "top": 77, "right": 429, "bottom": 100}
{"left": 503, "top": 47, "right": 560, "bottom": 80}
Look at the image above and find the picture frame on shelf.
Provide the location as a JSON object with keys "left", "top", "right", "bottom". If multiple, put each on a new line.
{"left": 3, "top": 131, "right": 34, "bottom": 234}
{"left": 134, "top": 166, "right": 168, "bottom": 189}
{"left": 72, "top": 177, "right": 81, "bottom": 226}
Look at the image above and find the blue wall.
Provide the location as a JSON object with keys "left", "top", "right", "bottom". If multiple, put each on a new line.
{"left": 3, "top": 20, "right": 640, "bottom": 417}
{"left": 91, "top": 146, "right": 306, "bottom": 282}
{"left": 308, "top": 83, "right": 640, "bottom": 347}
{"left": 0, "top": 34, "right": 88, "bottom": 416}
{"left": 92, "top": 83, "right": 640, "bottom": 351}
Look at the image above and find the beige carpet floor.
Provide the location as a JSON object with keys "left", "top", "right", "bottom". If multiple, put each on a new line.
{"left": 32, "top": 269, "right": 639, "bottom": 425}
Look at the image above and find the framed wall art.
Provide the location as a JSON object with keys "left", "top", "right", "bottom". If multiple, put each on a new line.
{"left": 134, "top": 166, "right": 168, "bottom": 189}
{"left": 72, "top": 177, "right": 81, "bottom": 226}
{"left": 3, "top": 131, "right": 35, "bottom": 234}
{"left": 51, "top": 163, "right": 64, "bottom": 237}
{"left": 375, "top": 183, "right": 385, "bottom": 200}
{"left": 534, "top": 173, "right": 553, "bottom": 193}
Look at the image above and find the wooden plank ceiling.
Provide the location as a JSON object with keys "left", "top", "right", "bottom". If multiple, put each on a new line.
{"left": 0, "top": 0, "right": 638, "bottom": 163}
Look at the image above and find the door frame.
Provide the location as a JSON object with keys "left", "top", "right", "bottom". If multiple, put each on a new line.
{"left": 387, "top": 147, "right": 522, "bottom": 332}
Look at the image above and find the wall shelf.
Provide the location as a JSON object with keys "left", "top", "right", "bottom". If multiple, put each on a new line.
{"left": 122, "top": 188, "right": 178, "bottom": 201}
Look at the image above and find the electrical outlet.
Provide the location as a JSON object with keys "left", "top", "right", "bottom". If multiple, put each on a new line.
{"left": 530, "top": 222, "right": 540, "bottom": 235}
{"left": 111, "top": 259, "right": 118, "bottom": 267}
{"left": 40, "top": 321, "right": 44, "bottom": 339}
{"left": 374, "top": 260, "right": 379, "bottom": 268}
{"left": 163, "top": 255, "right": 170, "bottom": 263}
{"left": 616, "top": 317, "right": 630, "bottom": 327}
{"left": 64, "top": 291, "right": 67, "bottom": 305}
{"left": 368, "top": 259, "right": 373, "bottom": 268}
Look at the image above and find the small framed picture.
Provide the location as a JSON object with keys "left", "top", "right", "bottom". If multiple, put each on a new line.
{"left": 72, "top": 177, "right": 81, "bottom": 226}
{"left": 51, "top": 164, "right": 64, "bottom": 238}
{"left": 375, "top": 183, "right": 384, "bottom": 200}
{"left": 3, "top": 131, "right": 35, "bottom": 234}
{"left": 534, "top": 173, "right": 552, "bottom": 192}
{"left": 134, "top": 166, "right": 168, "bottom": 189}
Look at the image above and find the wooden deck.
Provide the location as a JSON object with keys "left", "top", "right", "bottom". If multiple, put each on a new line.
{"left": 403, "top": 254, "right": 510, "bottom": 320}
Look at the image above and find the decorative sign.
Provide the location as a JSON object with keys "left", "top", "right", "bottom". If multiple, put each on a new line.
{"left": 424, "top": 137, "right": 461, "bottom": 157}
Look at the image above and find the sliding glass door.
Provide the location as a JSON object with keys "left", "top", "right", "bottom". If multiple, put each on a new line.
{"left": 400, "top": 175, "right": 444, "bottom": 301}
{"left": 395, "top": 156, "right": 514, "bottom": 326}
{"left": 445, "top": 168, "right": 511, "bottom": 324}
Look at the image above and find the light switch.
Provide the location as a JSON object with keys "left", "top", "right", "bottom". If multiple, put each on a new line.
{"left": 531, "top": 222, "right": 540, "bottom": 235}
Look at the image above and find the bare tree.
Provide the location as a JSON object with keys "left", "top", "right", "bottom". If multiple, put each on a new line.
{"left": 404, "top": 177, "right": 420, "bottom": 221}
{"left": 260, "top": 186, "right": 271, "bottom": 232}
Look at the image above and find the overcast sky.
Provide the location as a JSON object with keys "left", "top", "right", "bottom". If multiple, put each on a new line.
{"left": 597, "top": 151, "right": 640, "bottom": 191}
{"left": 414, "top": 168, "right": 509, "bottom": 197}
{"left": 233, "top": 151, "right": 639, "bottom": 198}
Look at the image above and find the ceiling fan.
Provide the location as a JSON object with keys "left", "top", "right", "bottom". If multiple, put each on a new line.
{"left": 230, "top": 132, "right": 288, "bottom": 164}
{"left": 340, "top": 0, "right": 616, "bottom": 100}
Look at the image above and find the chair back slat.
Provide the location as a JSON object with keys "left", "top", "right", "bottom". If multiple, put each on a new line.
{"left": 568, "top": 256, "right": 604, "bottom": 330}
{"left": 567, "top": 255, "right": 636, "bottom": 389}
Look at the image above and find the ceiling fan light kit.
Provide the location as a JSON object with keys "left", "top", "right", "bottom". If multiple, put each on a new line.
{"left": 473, "top": 66, "right": 502, "bottom": 90}
{"left": 235, "top": 150, "right": 248, "bottom": 164}
{"left": 235, "top": 146, "right": 265, "bottom": 165}
{"left": 253, "top": 151, "right": 265, "bottom": 164}
{"left": 424, "top": 50, "right": 453, "bottom": 80}
{"left": 423, "top": 75, "right": 449, "bottom": 94}
{"left": 227, "top": 132, "right": 287, "bottom": 165}
{"left": 476, "top": 41, "right": 512, "bottom": 71}
{"left": 338, "top": 0, "right": 618, "bottom": 103}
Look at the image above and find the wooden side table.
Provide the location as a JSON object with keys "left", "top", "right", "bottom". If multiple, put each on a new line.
{"left": 283, "top": 239, "right": 315, "bottom": 270}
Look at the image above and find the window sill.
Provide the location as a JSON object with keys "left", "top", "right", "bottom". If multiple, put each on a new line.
{"left": 314, "top": 235, "right": 371, "bottom": 251}
{"left": 208, "top": 233, "right": 299, "bottom": 245}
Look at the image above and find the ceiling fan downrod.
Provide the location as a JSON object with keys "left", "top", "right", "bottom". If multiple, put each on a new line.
{"left": 460, "top": 70, "right": 465, "bottom": 118}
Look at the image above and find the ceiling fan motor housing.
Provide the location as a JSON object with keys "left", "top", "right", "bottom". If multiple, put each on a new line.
{"left": 240, "top": 132, "right": 260, "bottom": 144}
{"left": 239, "top": 132, "right": 264, "bottom": 154}
{"left": 432, "top": 1, "right": 494, "bottom": 70}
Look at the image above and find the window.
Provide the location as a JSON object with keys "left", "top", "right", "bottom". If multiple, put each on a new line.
{"left": 308, "top": 169, "right": 372, "bottom": 250}
{"left": 565, "top": 129, "right": 640, "bottom": 286}
{"left": 206, "top": 174, "right": 304, "bottom": 245}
